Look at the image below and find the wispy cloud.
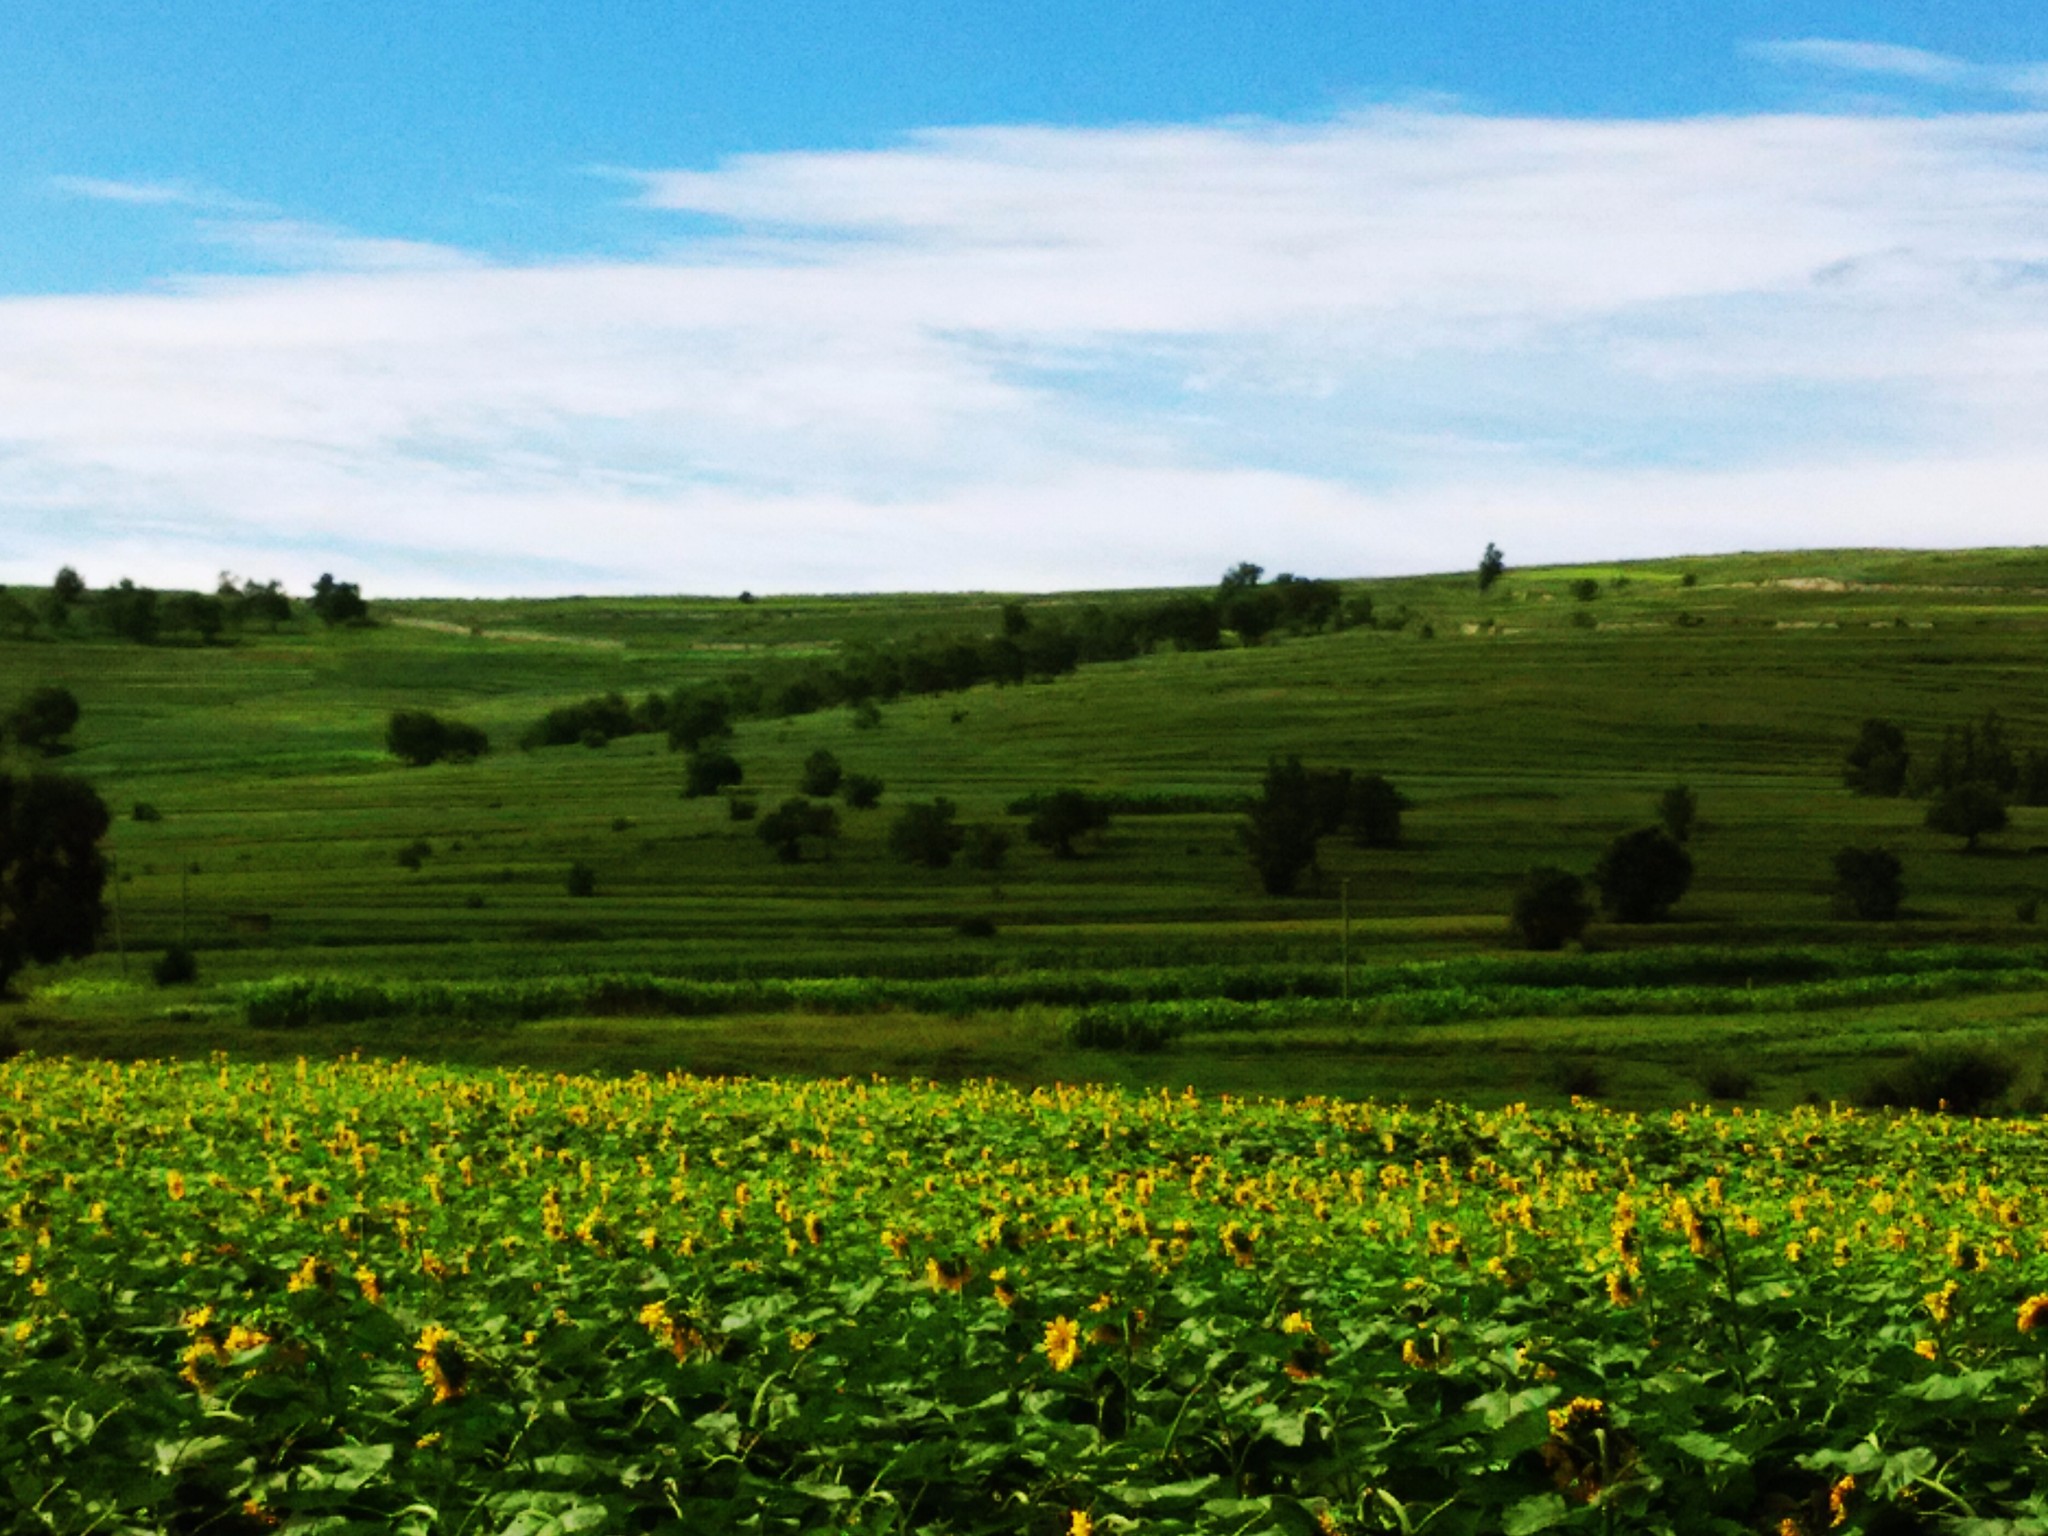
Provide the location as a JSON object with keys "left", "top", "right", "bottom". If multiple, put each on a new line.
{"left": 8, "top": 94, "right": 2048, "bottom": 595}
{"left": 47, "top": 175, "right": 207, "bottom": 206}
{"left": 1754, "top": 38, "right": 2048, "bottom": 103}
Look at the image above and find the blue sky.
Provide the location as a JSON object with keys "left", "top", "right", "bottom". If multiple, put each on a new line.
{"left": 3, "top": 3, "right": 2047, "bottom": 594}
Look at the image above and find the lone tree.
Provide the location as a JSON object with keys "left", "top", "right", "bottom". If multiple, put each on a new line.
{"left": 1657, "top": 784, "right": 1697, "bottom": 844}
{"left": 965, "top": 824, "right": 1011, "bottom": 873}
{"left": 1925, "top": 782, "right": 2007, "bottom": 851}
{"left": 385, "top": 709, "right": 488, "bottom": 767}
{"left": 842, "top": 772, "right": 884, "bottom": 809}
{"left": 1477, "top": 542, "right": 1506, "bottom": 592}
{"left": 309, "top": 574, "right": 368, "bottom": 626}
{"left": 888, "top": 799, "right": 966, "bottom": 869}
{"left": 0, "top": 770, "right": 110, "bottom": 995}
{"left": 1345, "top": 772, "right": 1405, "bottom": 848}
{"left": 1843, "top": 718, "right": 1909, "bottom": 797}
{"left": 799, "top": 749, "right": 843, "bottom": 798}
{"left": 1592, "top": 826, "right": 1692, "bottom": 922}
{"left": 1241, "top": 756, "right": 1326, "bottom": 896}
{"left": 6, "top": 686, "right": 80, "bottom": 757}
{"left": 1026, "top": 789, "right": 1109, "bottom": 859}
{"left": 1510, "top": 866, "right": 1592, "bottom": 950}
{"left": 1832, "top": 846, "right": 1904, "bottom": 920}
{"left": 683, "top": 747, "right": 743, "bottom": 798}
{"left": 757, "top": 797, "right": 838, "bottom": 863}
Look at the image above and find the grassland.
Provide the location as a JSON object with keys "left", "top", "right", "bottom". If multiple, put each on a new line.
{"left": 6, "top": 546, "right": 2048, "bottom": 1104}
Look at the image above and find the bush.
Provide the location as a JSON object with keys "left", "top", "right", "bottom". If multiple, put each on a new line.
{"left": 955, "top": 916, "right": 998, "bottom": 939}
{"left": 132, "top": 802, "right": 162, "bottom": 823}
{"left": 1843, "top": 718, "right": 1909, "bottom": 797}
{"left": 1862, "top": 1046, "right": 2015, "bottom": 1115}
{"left": 1832, "top": 846, "right": 1903, "bottom": 920}
{"left": 1695, "top": 1061, "right": 1755, "bottom": 1101}
{"left": 684, "top": 747, "right": 743, "bottom": 798}
{"left": 565, "top": 862, "right": 597, "bottom": 898}
{"left": 727, "top": 794, "right": 758, "bottom": 822}
{"left": 396, "top": 839, "right": 431, "bottom": 871}
{"left": 386, "top": 709, "right": 488, "bottom": 766}
{"left": 151, "top": 944, "right": 198, "bottom": 986}
{"left": 843, "top": 773, "right": 884, "bottom": 809}
{"left": 889, "top": 800, "right": 965, "bottom": 869}
{"left": 1510, "top": 867, "right": 1593, "bottom": 950}
{"left": 800, "top": 750, "right": 843, "bottom": 797}
{"left": 1549, "top": 1058, "right": 1604, "bottom": 1099}
{"left": 1569, "top": 578, "right": 1600, "bottom": 602}
{"left": 1925, "top": 783, "right": 2007, "bottom": 850}
{"left": 1657, "top": 784, "right": 1696, "bottom": 844}
{"left": 851, "top": 699, "right": 884, "bottom": 731}
{"left": 1345, "top": 773, "right": 1405, "bottom": 848}
{"left": 6, "top": 685, "right": 80, "bottom": 756}
{"left": 1593, "top": 827, "right": 1692, "bottom": 922}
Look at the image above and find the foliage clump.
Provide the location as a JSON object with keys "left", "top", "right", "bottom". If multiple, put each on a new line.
{"left": 1510, "top": 867, "right": 1593, "bottom": 950}
{"left": 1592, "top": 827, "right": 1692, "bottom": 922}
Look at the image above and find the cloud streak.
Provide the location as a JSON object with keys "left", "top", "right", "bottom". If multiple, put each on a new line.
{"left": 8, "top": 95, "right": 2048, "bottom": 595}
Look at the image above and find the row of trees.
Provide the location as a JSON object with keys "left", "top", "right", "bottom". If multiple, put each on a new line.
{"left": 1241, "top": 759, "right": 1406, "bottom": 895}
{"left": 1846, "top": 710, "right": 2047, "bottom": 851}
{"left": 1, "top": 568, "right": 365, "bottom": 646}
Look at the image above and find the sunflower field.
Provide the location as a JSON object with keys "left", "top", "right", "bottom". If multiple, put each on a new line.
{"left": 4, "top": 1055, "right": 2048, "bottom": 1535}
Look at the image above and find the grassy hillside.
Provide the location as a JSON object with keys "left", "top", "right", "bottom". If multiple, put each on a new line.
{"left": 6, "top": 546, "right": 2048, "bottom": 1102}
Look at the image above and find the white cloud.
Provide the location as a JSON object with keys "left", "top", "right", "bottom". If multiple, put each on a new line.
{"left": 47, "top": 175, "right": 206, "bottom": 206}
{"left": 7, "top": 99, "right": 2048, "bottom": 594}
{"left": 1753, "top": 38, "right": 2048, "bottom": 103}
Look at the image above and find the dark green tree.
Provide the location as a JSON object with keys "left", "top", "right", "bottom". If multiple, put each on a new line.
{"left": 800, "top": 749, "right": 843, "bottom": 797}
{"left": 1510, "top": 866, "right": 1592, "bottom": 950}
{"left": 842, "top": 772, "right": 884, "bottom": 809}
{"left": 665, "top": 688, "right": 732, "bottom": 752}
{"left": 888, "top": 799, "right": 965, "bottom": 869}
{"left": 309, "top": 574, "right": 368, "bottom": 626}
{"left": 0, "top": 770, "right": 109, "bottom": 994}
{"left": 757, "top": 798, "right": 838, "bottom": 863}
{"left": 1345, "top": 773, "right": 1406, "bottom": 848}
{"left": 1925, "top": 783, "right": 2006, "bottom": 851}
{"left": 1843, "top": 718, "right": 1909, "bottom": 797}
{"left": 1593, "top": 827, "right": 1692, "bottom": 921}
{"left": 1477, "top": 543, "right": 1506, "bottom": 592}
{"left": 1832, "top": 846, "right": 1903, "bottom": 920}
{"left": 0, "top": 589, "right": 40, "bottom": 640}
{"left": 1026, "top": 788, "right": 1109, "bottom": 859}
{"left": 1240, "top": 756, "right": 1325, "bottom": 896}
{"left": 965, "top": 824, "right": 1011, "bottom": 873}
{"left": 6, "top": 687, "right": 80, "bottom": 757}
{"left": 99, "top": 580, "right": 159, "bottom": 644}
{"left": 683, "top": 747, "right": 743, "bottom": 798}
{"left": 1657, "top": 784, "right": 1697, "bottom": 844}
{"left": 386, "top": 710, "right": 488, "bottom": 767}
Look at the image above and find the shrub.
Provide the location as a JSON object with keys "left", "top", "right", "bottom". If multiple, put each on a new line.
{"left": 727, "top": 794, "right": 758, "bottom": 822}
{"left": 800, "top": 750, "right": 843, "bottom": 797}
{"left": 396, "top": 839, "right": 431, "bottom": 871}
{"left": 955, "top": 916, "right": 998, "bottom": 939}
{"left": 1345, "top": 773, "right": 1405, "bottom": 848}
{"left": 1925, "top": 783, "right": 2007, "bottom": 850}
{"left": 152, "top": 944, "right": 198, "bottom": 986}
{"left": 843, "top": 773, "right": 884, "bottom": 809}
{"left": 664, "top": 688, "right": 732, "bottom": 752}
{"left": 1862, "top": 1046, "right": 2015, "bottom": 1115}
{"left": 1680, "top": 571, "right": 1698, "bottom": 587}
{"left": 1510, "top": 867, "right": 1593, "bottom": 950}
{"left": 1569, "top": 578, "right": 1600, "bottom": 602}
{"left": 386, "top": 709, "right": 488, "bottom": 766}
{"left": 851, "top": 699, "right": 884, "bottom": 731}
{"left": 1027, "top": 788, "right": 1110, "bottom": 860}
{"left": 965, "top": 825, "right": 1012, "bottom": 873}
{"left": 684, "top": 747, "right": 743, "bottom": 799}
{"left": 889, "top": 800, "right": 965, "bottom": 869}
{"left": 1832, "top": 846, "right": 1903, "bottom": 920}
{"left": 1549, "top": 1058, "right": 1604, "bottom": 1099}
{"left": 6, "top": 685, "right": 80, "bottom": 756}
{"left": 1593, "top": 827, "right": 1692, "bottom": 922}
{"left": 132, "top": 801, "right": 162, "bottom": 823}
{"left": 565, "top": 862, "right": 597, "bottom": 898}
{"left": 1657, "top": 784, "right": 1696, "bottom": 844}
{"left": 1696, "top": 1061, "right": 1755, "bottom": 1101}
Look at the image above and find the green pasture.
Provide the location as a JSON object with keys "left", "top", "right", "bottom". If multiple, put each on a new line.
{"left": 5, "top": 545, "right": 2048, "bottom": 1102}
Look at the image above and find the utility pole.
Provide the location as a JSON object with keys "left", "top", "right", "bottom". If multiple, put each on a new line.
{"left": 1341, "top": 878, "right": 1351, "bottom": 1003}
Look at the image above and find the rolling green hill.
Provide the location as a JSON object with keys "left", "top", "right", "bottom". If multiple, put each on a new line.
{"left": 6, "top": 546, "right": 2048, "bottom": 1103}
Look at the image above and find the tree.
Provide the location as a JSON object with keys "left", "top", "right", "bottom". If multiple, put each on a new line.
{"left": 386, "top": 710, "right": 488, "bottom": 767}
{"left": 1592, "top": 826, "right": 1692, "bottom": 922}
{"left": 888, "top": 799, "right": 966, "bottom": 869}
{"left": 1218, "top": 562, "right": 1264, "bottom": 594}
{"left": 0, "top": 770, "right": 110, "bottom": 994}
{"left": 229, "top": 578, "right": 292, "bottom": 632}
{"left": 1568, "top": 578, "right": 1600, "bottom": 602}
{"left": 757, "top": 797, "right": 838, "bottom": 863}
{"left": 1843, "top": 718, "right": 1909, "bottom": 797}
{"left": 683, "top": 747, "right": 743, "bottom": 798}
{"left": 1510, "top": 867, "right": 1592, "bottom": 950}
{"left": 1832, "top": 846, "right": 1903, "bottom": 920}
{"left": 565, "top": 861, "right": 597, "bottom": 897}
{"left": 1477, "top": 543, "right": 1506, "bottom": 592}
{"left": 51, "top": 567, "right": 86, "bottom": 607}
{"left": 99, "top": 580, "right": 159, "bottom": 644}
{"left": 665, "top": 688, "right": 732, "bottom": 752}
{"left": 1220, "top": 588, "right": 1280, "bottom": 646}
{"left": 160, "top": 592, "right": 225, "bottom": 645}
{"left": 843, "top": 772, "right": 884, "bottom": 809}
{"left": 965, "top": 824, "right": 1011, "bottom": 873}
{"left": 1657, "top": 784, "right": 1697, "bottom": 844}
{"left": 800, "top": 749, "right": 843, "bottom": 798}
{"left": 310, "top": 574, "right": 368, "bottom": 626}
{"left": 1925, "top": 783, "right": 2007, "bottom": 851}
{"left": 1026, "top": 789, "right": 1109, "bottom": 859}
{"left": 0, "top": 589, "right": 38, "bottom": 640}
{"left": 1345, "top": 773, "right": 1405, "bottom": 848}
{"left": 6, "top": 686, "right": 80, "bottom": 757}
{"left": 1240, "top": 757, "right": 1325, "bottom": 896}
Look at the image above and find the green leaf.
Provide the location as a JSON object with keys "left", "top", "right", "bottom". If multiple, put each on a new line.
{"left": 1670, "top": 1432, "right": 1744, "bottom": 1466}
{"left": 1502, "top": 1493, "right": 1571, "bottom": 1535}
